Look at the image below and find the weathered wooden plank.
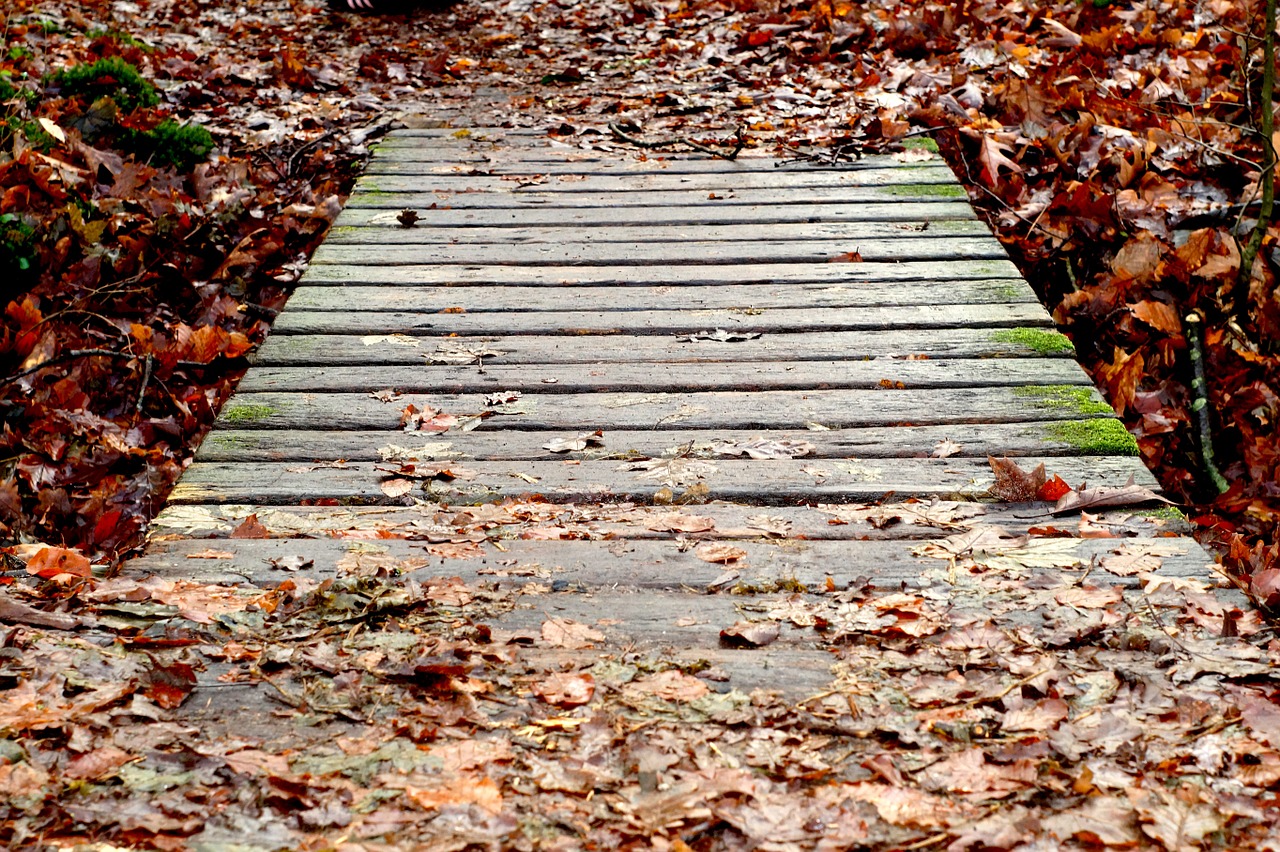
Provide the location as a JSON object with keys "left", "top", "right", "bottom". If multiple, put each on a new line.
{"left": 307, "top": 237, "right": 1006, "bottom": 267}
{"left": 214, "top": 387, "right": 1113, "bottom": 431}
{"left": 194, "top": 421, "right": 1130, "bottom": 464}
{"left": 331, "top": 201, "right": 980, "bottom": 229}
{"left": 235, "top": 359, "right": 1091, "bottom": 394}
{"left": 369, "top": 141, "right": 927, "bottom": 169}
{"left": 151, "top": 500, "right": 1187, "bottom": 543}
{"left": 269, "top": 304, "right": 1047, "bottom": 336}
{"left": 129, "top": 535, "right": 1208, "bottom": 590}
{"left": 354, "top": 165, "right": 955, "bottom": 193}
{"left": 250, "top": 328, "right": 1074, "bottom": 367}
{"left": 299, "top": 259, "right": 1021, "bottom": 286}
{"left": 324, "top": 219, "right": 992, "bottom": 246}
{"left": 167, "top": 456, "right": 1156, "bottom": 505}
{"left": 363, "top": 157, "right": 950, "bottom": 178}
{"left": 284, "top": 281, "right": 1036, "bottom": 314}
{"left": 341, "top": 185, "right": 969, "bottom": 210}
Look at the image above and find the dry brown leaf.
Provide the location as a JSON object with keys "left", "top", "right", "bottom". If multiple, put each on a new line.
{"left": 695, "top": 542, "right": 747, "bottom": 563}
{"left": 540, "top": 617, "right": 605, "bottom": 650}
{"left": 720, "top": 620, "right": 780, "bottom": 648}
{"left": 532, "top": 672, "right": 596, "bottom": 707}
{"left": 987, "top": 456, "right": 1046, "bottom": 502}
{"left": 645, "top": 512, "right": 716, "bottom": 533}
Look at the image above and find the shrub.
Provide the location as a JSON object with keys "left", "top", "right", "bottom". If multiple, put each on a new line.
{"left": 48, "top": 56, "right": 158, "bottom": 112}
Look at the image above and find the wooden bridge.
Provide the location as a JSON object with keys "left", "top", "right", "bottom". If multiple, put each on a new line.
{"left": 133, "top": 128, "right": 1225, "bottom": 693}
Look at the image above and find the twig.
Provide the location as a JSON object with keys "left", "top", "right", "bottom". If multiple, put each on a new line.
{"left": 0, "top": 349, "right": 134, "bottom": 385}
{"left": 1185, "top": 312, "right": 1229, "bottom": 494}
{"left": 135, "top": 353, "right": 154, "bottom": 415}
{"left": 608, "top": 122, "right": 746, "bottom": 161}
{"left": 286, "top": 127, "right": 342, "bottom": 178}
{"left": 1236, "top": 0, "right": 1278, "bottom": 304}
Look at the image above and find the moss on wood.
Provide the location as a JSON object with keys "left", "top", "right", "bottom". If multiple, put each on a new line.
{"left": 991, "top": 328, "right": 1075, "bottom": 355}
{"left": 1014, "top": 385, "right": 1114, "bottom": 416}
{"left": 1045, "top": 419, "right": 1139, "bottom": 455}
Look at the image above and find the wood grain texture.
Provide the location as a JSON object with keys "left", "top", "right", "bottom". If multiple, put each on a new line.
{"left": 151, "top": 500, "right": 1187, "bottom": 542}
{"left": 355, "top": 164, "right": 955, "bottom": 193}
{"left": 195, "top": 421, "right": 1123, "bottom": 463}
{"left": 307, "top": 237, "right": 1007, "bottom": 267}
{"left": 324, "top": 219, "right": 992, "bottom": 245}
{"left": 299, "top": 259, "right": 1021, "bottom": 286}
{"left": 235, "top": 359, "right": 1091, "bottom": 394}
{"left": 132, "top": 535, "right": 1205, "bottom": 589}
{"left": 214, "top": 387, "right": 1115, "bottom": 431}
{"left": 283, "top": 281, "right": 1037, "bottom": 313}
{"left": 250, "top": 329, "right": 1073, "bottom": 367}
{"left": 167, "top": 456, "right": 1156, "bottom": 505}
{"left": 331, "top": 201, "right": 980, "bottom": 228}
{"left": 340, "top": 185, "right": 972, "bottom": 209}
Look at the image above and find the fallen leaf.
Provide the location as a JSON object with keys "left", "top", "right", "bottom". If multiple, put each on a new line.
{"left": 541, "top": 617, "right": 605, "bottom": 650}
{"left": 25, "top": 546, "right": 92, "bottom": 579}
{"left": 1052, "top": 476, "right": 1173, "bottom": 514}
{"left": 645, "top": 512, "right": 716, "bottom": 533}
{"left": 720, "top": 620, "right": 780, "bottom": 647}
{"left": 532, "top": 672, "right": 595, "bottom": 707}
{"left": 987, "top": 456, "right": 1047, "bottom": 502}
{"left": 230, "top": 515, "right": 271, "bottom": 540}
{"left": 543, "top": 430, "right": 605, "bottom": 453}
{"left": 695, "top": 542, "right": 747, "bottom": 563}
{"left": 677, "top": 329, "right": 762, "bottom": 343}
{"left": 380, "top": 478, "right": 415, "bottom": 498}
{"left": 711, "top": 438, "right": 815, "bottom": 459}
{"left": 932, "top": 439, "right": 962, "bottom": 458}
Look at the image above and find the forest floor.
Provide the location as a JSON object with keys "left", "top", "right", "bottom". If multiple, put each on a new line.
{"left": 1, "top": 0, "right": 1280, "bottom": 848}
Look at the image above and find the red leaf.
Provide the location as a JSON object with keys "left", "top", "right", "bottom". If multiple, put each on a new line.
{"left": 1037, "top": 474, "right": 1072, "bottom": 502}
{"left": 144, "top": 660, "right": 197, "bottom": 709}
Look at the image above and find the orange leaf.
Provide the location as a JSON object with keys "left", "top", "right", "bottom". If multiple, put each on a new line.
{"left": 26, "top": 546, "right": 91, "bottom": 579}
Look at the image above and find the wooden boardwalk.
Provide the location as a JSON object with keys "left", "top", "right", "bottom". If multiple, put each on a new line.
{"left": 132, "top": 128, "right": 1226, "bottom": 698}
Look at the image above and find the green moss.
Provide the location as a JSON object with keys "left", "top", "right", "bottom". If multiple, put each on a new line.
{"left": 991, "top": 328, "right": 1075, "bottom": 355}
{"left": 129, "top": 119, "right": 214, "bottom": 169}
{"left": 992, "top": 282, "right": 1027, "bottom": 301}
{"left": 48, "top": 57, "right": 158, "bottom": 112}
{"left": 901, "top": 136, "right": 940, "bottom": 152}
{"left": 221, "top": 403, "right": 277, "bottom": 424}
{"left": 87, "top": 29, "right": 155, "bottom": 51}
{"left": 1045, "top": 419, "right": 1139, "bottom": 455}
{"left": 1132, "top": 506, "right": 1189, "bottom": 523}
{"left": 203, "top": 433, "right": 256, "bottom": 451}
{"left": 1015, "top": 385, "right": 1114, "bottom": 416}
{"left": 880, "top": 183, "right": 966, "bottom": 198}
